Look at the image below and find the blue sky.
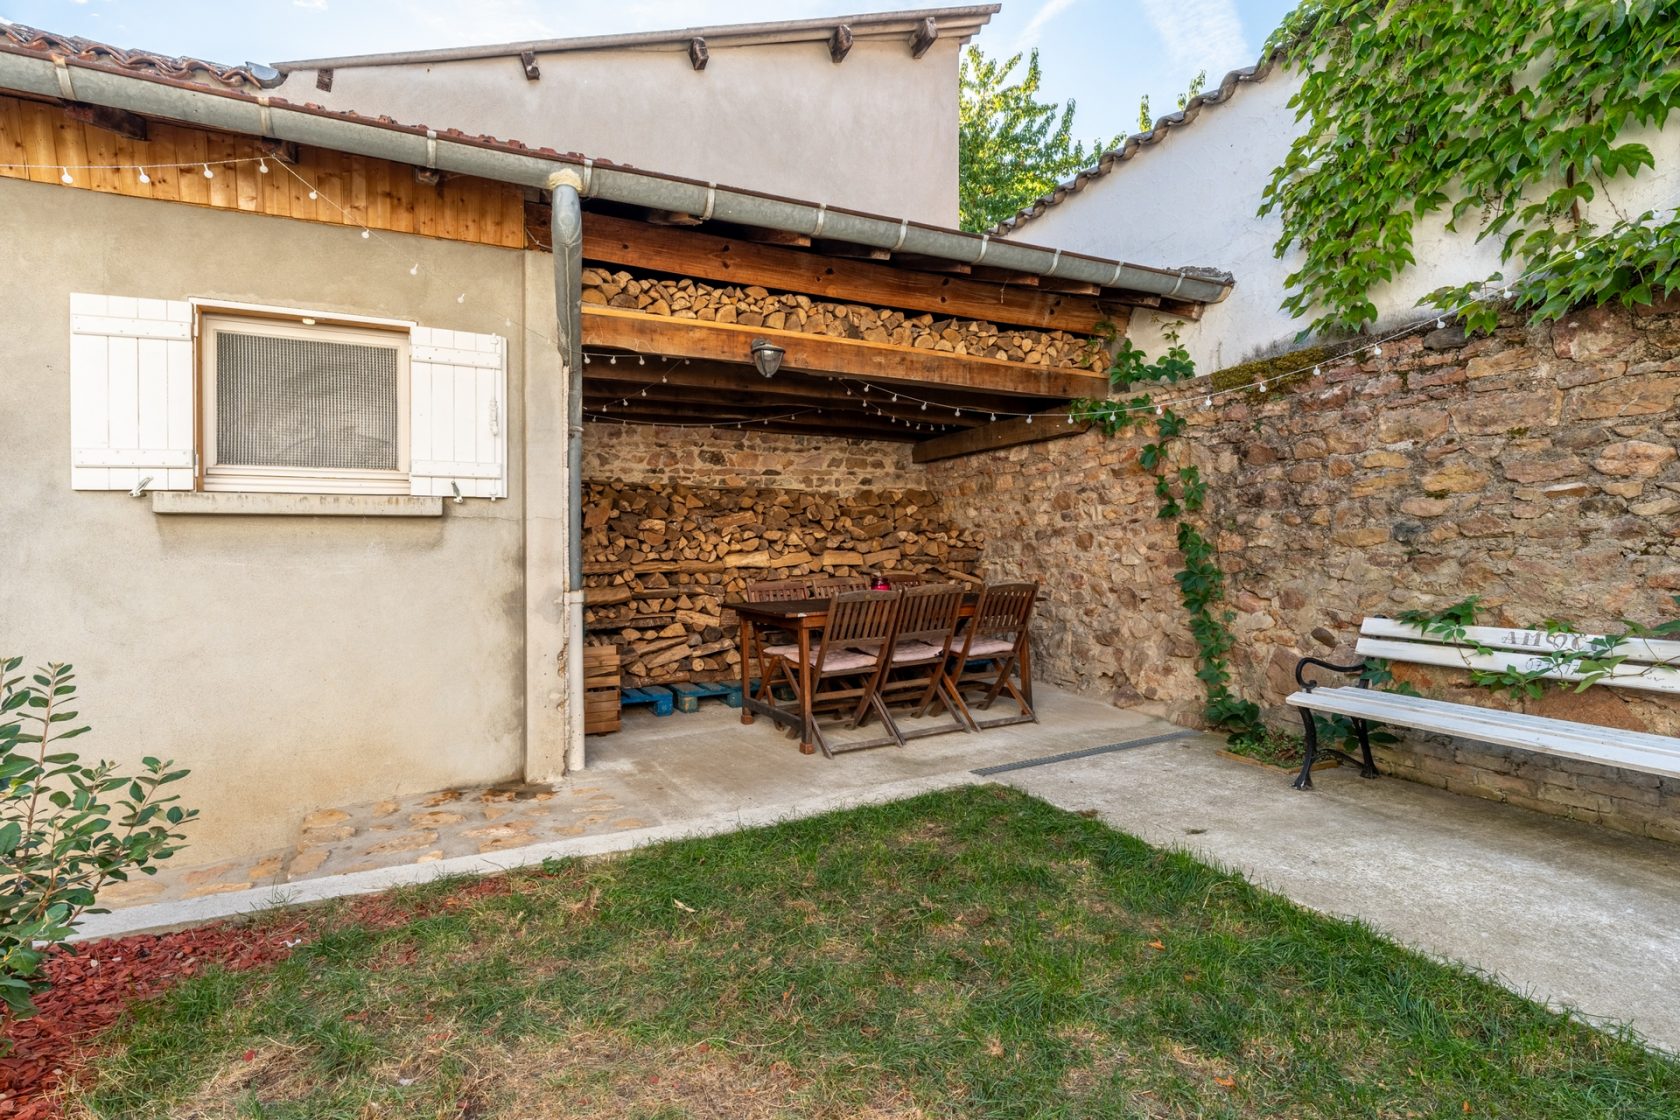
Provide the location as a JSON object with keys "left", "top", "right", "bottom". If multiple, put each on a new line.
{"left": 0, "top": 0, "right": 1298, "bottom": 143}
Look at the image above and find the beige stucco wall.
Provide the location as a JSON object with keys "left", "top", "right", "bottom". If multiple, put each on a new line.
{"left": 0, "top": 178, "right": 536, "bottom": 865}
{"left": 272, "top": 36, "right": 963, "bottom": 226}
{"left": 1012, "top": 68, "right": 1680, "bottom": 373}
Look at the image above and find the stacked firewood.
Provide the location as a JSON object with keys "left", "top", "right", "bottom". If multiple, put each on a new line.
{"left": 580, "top": 268, "right": 1103, "bottom": 369}
{"left": 583, "top": 481, "right": 983, "bottom": 686}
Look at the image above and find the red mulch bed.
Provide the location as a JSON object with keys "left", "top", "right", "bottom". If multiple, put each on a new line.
{"left": 0, "top": 874, "right": 518, "bottom": 1118}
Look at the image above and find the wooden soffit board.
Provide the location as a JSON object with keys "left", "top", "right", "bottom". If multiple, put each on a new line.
{"left": 581, "top": 307, "right": 1107, "bottom": 399}
{"left": 578, "top": 213, "right": 1128, "bottom": 335}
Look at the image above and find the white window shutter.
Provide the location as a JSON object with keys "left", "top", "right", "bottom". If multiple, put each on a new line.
{"left": 69, "top": 294, "right": 196, "bottom": 491}
{"left": 409, "top": 327, "right": 508, "bottom": 499}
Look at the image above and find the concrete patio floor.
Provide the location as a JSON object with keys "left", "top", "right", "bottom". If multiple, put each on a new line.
{"left": 80, "top": 685, "right": 1680, "bottom": 1053}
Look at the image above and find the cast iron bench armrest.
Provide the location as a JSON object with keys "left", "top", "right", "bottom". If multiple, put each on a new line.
{"left": 1294, "top": 655, "right": 1371, "bottom": 692}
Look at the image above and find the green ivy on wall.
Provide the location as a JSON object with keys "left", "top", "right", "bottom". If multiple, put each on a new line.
{"left": 1262, "top": 0, "right": 1680, "bottom": 336}
{"left": 1074, "top": 338, "right": 1264, "bottom": 742}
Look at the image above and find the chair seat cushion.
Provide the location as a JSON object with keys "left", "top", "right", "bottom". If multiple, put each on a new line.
{"left": 773, "top": 647, "right": 881, "bottom": 673}
{"left": 761, "top": 643, "right": 799, "bottom": 659}
{"left": 890, "top": 639, "right": 946, "bottom": 664}
{"left": 964, "top": 636, "right": 1017, "bottom": 658}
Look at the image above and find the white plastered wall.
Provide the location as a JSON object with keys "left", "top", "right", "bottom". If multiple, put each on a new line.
{"left": 1011, "top": 69, "right": 1680, "bottom": 373}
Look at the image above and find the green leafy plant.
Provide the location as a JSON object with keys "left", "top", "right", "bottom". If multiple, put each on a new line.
{"left": 1073, "top": 335, "right": 1262, "bottom": 741}
{"left": 1390, "top": 596, "right": 1680, "bottom": 700}
{"left": 957, "top": 46, "right": 1120, "bottom": 232}
{"left": 1262, "top": 2, "right": 1680, "bottom": 337}
{"left": 1, "top": 657, "right": 197, "bottom": 1018}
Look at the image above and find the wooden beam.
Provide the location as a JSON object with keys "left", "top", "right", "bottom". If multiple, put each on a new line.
{"left": 829, "top": 24, "right": 854, "bottom": 63}
{"left": 585, "top": 358, "right": 1051, "bottom": 417}
{"left": 971, "top": 266, "right": 1038, "bottom": 287}
{"left": 582, "top": 307, "right": 1107, "bottom": 398}
{"left": 913, "top": 412, "right": 1092, "bottom": 463}
{"left": 585, "top": 381, "right": 985, "bottom": 427}
{"left": 579, "top": 212, "right": 1119, "bottom": 333}
{"left": 894, "top": 253, "right": 970, "bottom": 274}
{"left": 62, "top": 102, "right": 147, "bottom": 140}
{"left": 1039, "top": 278, "right": 1102, "bottom": 296}
{"left": 910, "top": 16, "right": 939, "bottom": 58}
{"left": 812, "top": 239, "right": 891, "bottom": 260}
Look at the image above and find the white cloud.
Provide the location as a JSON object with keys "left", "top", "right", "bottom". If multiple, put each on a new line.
{"left": 1011, "top": 0, "right": 1081, "bottom": 55}
{"left": 1139, "top": 0, "right": 1249, "bottom": 75}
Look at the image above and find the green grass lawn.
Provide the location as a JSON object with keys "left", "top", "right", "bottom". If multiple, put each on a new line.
{"left": 70, "top": 786, "right": 1679, "bottom": 1119}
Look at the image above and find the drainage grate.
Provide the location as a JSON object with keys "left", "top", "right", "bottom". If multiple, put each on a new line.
{"left": 970, "top": 730, "right": 1200, "bottom": 776}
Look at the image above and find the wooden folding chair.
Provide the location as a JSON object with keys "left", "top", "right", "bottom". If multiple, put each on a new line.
{"left": 743, "top": 578, "right": 813, "bottom": 704}
{"left": 768, "top": 590, "right": 901, "bottom": 757}
{"left": 950, "top": 582, "right": 1039, "bottom": 729}
{"left": 875, "top": 583, "right": 969, "bottom": 741}
{"left": 869, "top": 571, "right": 933, "bottom": 589}
{"left": 809, "top": 576, "right": 871, "bottom": 596}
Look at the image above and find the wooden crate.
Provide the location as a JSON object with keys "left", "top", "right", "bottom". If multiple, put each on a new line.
{"left": 583, "top": 644, "right": 621, "bottom": 736}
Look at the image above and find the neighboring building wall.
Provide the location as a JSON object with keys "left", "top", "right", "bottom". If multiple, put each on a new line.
{"left": 1009, "top": 69, "right": 1680, "bottom": 374}
{"left": 927, "top": 302, "right": 1680, "bottom": 844}
{"left": 272, "top": 36, "right": 964, "bottom": 226}
{"left": 0, "top": 179, "right": 535, "bottom": 864}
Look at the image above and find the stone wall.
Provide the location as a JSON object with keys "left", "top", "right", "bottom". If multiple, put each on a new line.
{"left": 582, "top": 423, "right": 924, "bottom": 491}
{"left": 929, "top": 302, "right": 1680, "bottom": 843}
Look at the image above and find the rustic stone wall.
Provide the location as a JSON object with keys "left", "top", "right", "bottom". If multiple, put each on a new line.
{"left": 929, "top": 301, "right": 1680, "bottom": 843}
{"left": 582, "top": 423, "right": 924, "bottom": 491}
{"left": 581, "top": 267, "right": 1103, "bottom": 368}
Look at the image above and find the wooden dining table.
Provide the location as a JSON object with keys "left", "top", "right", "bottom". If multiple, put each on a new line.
{"left": 728, "top": 594, "right": 984, "bottom": 756}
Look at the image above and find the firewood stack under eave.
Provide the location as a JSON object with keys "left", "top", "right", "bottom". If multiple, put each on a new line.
{"left": 580, "top": 269, "right": 1105, "bottom": 369}
{"left": 582, "top": 481, "right": 984, "bottom": 687}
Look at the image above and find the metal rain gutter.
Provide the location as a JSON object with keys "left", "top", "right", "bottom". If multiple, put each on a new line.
{"left": 0, "top": 48, "right": 1233, "bottom": 304}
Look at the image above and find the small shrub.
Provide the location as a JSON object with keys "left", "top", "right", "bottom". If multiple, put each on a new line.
{"left": 1, "top": 657, "right": 197, "bottom": 1018}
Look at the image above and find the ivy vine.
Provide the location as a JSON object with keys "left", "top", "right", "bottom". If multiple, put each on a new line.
{"left": 1262, "top": 0, "right": 1680, "bottom": 336}
{"left": 1073, "top": 338, "right": 1264, "bottom": 741}
{"left": 1395, "top": 595, "right": 1680, "bottom": 699}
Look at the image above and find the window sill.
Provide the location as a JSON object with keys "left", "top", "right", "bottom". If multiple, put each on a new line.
{"left": 151, "top": 492, "right": 444, "bottom": 517}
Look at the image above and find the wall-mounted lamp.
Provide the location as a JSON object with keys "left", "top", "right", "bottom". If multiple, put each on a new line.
{"left": 750, "top": 338, "right": 784, "bottom": 379}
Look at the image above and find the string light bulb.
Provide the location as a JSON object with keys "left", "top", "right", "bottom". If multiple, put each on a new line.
{"left": 137, "top": 167, "right": 150, "bottom": 185}
{"left": 202, "top": 164, "right": 214, "bottom": 179}
{"left": 1575, "top": 249, "right": 1586, "bottom": 260}
{"left": 258, "top": 158, "right": 269, "bottom": 174}
{"left": 409, "top": 262, "right": 419, "bottom": 275}
{"left": 308, "top": 188, "right": 318, "bottom": 200}
{"left": 456, "top": 292, "right": 465, "bottom": 303}
{"left": 1371, "top": 344, "right": 1383, "bottom": 357}
{"left": 638, "top": 355, "right": 645, "bottom": 366}
{"left": 1203, "top": 396, "right": 1213, "bottom": 408}
{"left": 1312, "top": 365, "right": 1322, "bottom": 377}
{"left": 1026, "top": 415, "right": 1034, "bottom": 425}
{"left": 1435, "top": 318, "right": 1445, "bottom": 329}
{"left": 361, "top": 229, "right": 371, "bottom": 239}
{"left": 59, "top": 167, "right": 72, "bottom": 184}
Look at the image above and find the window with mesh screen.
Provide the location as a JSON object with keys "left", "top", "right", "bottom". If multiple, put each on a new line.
{"left": 214, "top": 330, "right": 401, "bottom": 472}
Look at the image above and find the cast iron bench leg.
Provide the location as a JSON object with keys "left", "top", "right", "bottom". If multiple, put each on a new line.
{"left": 1293, "top": 705, "right": 1318, "bottom": 791}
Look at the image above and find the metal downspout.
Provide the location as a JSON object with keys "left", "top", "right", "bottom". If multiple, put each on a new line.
{"left": 551, "top": 179, "right": 586, "bottom": 773}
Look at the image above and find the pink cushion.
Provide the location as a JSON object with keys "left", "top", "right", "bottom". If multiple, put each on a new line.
{"left": 772, "top": 647, "right": 880, "bottom": 673}
{"left": 964, "top": 636, "right": 1016, "bottom": 658}
{"left": 761, "top": 643, "right": 799, "bottom": 659}
{"left": 891, "top": 640, "right": 946, "bottom": 664}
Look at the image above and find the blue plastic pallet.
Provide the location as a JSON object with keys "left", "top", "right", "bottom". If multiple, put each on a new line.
{"left": 669, "top": 680, "right": 743, "bottom": 713}
{"left": 621, "top": 685, "right": 675, "bottom": 717}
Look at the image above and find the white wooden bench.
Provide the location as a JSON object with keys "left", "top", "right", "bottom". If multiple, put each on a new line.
{"left": 1284, "top": 617, "right": 1680, "bottom": 791}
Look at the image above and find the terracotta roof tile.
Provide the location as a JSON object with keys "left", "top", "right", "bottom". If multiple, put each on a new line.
{"left": 0, "top": 21, "right": 270, "bottom": 91}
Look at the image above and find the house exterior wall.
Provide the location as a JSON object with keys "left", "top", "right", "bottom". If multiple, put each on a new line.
{"left": 1011, "top": 69, "right": 1680, "bottom": 375}
{"left": 272, "top": 36, "right": 963, "bottom": 226}
{"left": 0, "top": 178, "right": 535, "bottom": 865}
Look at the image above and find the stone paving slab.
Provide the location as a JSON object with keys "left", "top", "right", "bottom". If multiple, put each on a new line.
{"left": 100, "top": 685, "right": 1154, "bottom": 909}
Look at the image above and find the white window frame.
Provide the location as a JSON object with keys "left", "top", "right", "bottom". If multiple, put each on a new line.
{"left": 199, "top": 311, "right": 412, "bottom": 496}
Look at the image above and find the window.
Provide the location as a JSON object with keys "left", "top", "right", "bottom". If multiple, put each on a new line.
{"left": 68, "top": 293, "right": 508, "bottom": 500}
{"left": 201, "top": 315, "right": 410, "bottom": 494}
